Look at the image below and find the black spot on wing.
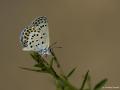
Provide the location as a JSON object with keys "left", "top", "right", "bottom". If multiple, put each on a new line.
{"left": 43, "top": 33, "right": 46, "bottom": 35}
{"left": 29, "top": 42, "right": 31, "bottom": 45}
{"left": 39, "top": 28, "right": 41, "bottom": 30}
{"left": 42, "top": 41, "right": 44, "bottom": 44}
{"left": 20, "top": 27, "right": 32, "bottom": 47}
{"left": 31, "top": 16, "right": 48, "bottom": 27}
{"left": 40, "top": 25, "right": 45, "bottom": 28}
{"left": 30, "top": 46, "right": 33, "bottom": 48}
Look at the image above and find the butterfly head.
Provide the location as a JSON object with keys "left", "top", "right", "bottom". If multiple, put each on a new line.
{"left": 38, "top": 48, "right": 50, "bottom": 55}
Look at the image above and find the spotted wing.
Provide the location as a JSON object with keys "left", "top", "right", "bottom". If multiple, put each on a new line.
{"left": 20, "top": 16, "right": 49, "bottom": 53}
{"left": 31, "top": 16, "right": 49, "bottom": 51}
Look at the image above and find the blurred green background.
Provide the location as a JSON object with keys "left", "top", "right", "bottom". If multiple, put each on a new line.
{"left": 0, "top": 0, "right": 120, "bottom": 90}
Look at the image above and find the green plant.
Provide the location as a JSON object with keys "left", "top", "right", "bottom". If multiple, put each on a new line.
{"left": 20, "top": 49, "right": 108, "bottom": 90}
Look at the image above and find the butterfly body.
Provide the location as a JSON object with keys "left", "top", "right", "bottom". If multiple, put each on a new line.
{"left": 20, "top": 16, "right": 50, "bottom": 55}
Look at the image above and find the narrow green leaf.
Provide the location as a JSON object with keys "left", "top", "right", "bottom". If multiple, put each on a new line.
{"left": 67, "top": 67, "right": 77, "bottom": 78}
{"left": 34, "top": 64, "right": 44, "bottom": 68}
{"left": 80, "top": 70, "right": 89, "bottom": 90}
{"left": 30, "top": 52, "right": 40, "bottom": 63}
{"left": 86, "top": 74, "right": 92, "bottom": 90}
{"left": 50, "top": 49, "right": 60, "bottom": 68}
{"left": 19, "top": 67, "right": 43, "bottom": 72}
{"left": 93, "top": 79, "right": 108, "bottom": 90}
{"left": 30, "top": 52, "right": 49, "bottom": 67}
{"left": 50, "top": 58, "right": 54, "bottom": 67}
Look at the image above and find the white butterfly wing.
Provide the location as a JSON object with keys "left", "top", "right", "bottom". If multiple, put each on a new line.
{"left": 31, "top": 16, "right": 49, "bottom": 50}
{"left": 20, "top": 16, "right": 50, "bottom": 55}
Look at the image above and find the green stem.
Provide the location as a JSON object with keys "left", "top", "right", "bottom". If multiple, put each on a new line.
{"left": 48, "top": 64, "right": 78, "bottom": 90}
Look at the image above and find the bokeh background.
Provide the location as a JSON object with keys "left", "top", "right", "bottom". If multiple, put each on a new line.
{"left": 0, "top": 0, "right": 120, "bottom": 90}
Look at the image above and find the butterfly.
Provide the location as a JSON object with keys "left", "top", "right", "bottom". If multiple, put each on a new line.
{"left": 20, "top": 16, "right": 50, "bottom": 55}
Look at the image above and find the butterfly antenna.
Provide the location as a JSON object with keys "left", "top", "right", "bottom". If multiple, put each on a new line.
{"left": 49, "top": 42, "right": 62, "bottom": 49}
{"left": 49, "top": 42, "right": 58, "bottom": 48}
